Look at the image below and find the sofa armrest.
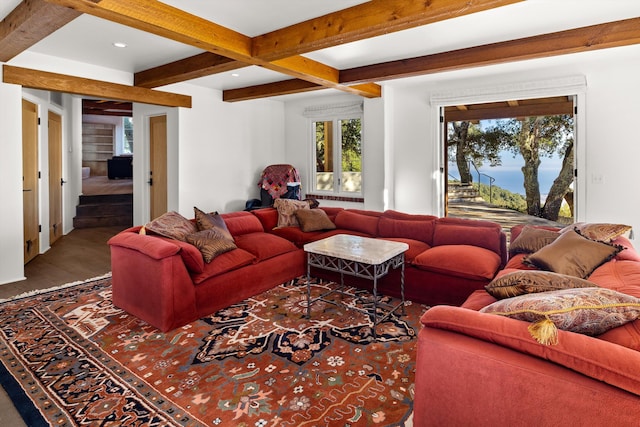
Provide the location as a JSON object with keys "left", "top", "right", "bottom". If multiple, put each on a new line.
{"left": 415, "top": 310, "right": 640, "bottom": 426}
{"left": 108, "top": 230, "right": 181, "bottom": 259}
{"left": 109, "top": 231, "right": 198, "bottom": 332}
{"left": 420, "top": 305, "right": 640, "bottom": 396}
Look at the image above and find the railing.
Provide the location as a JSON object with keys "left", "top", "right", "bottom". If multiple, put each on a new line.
{"left": 470, "top": 161, "right": 495, "bottom": 203}
{"left": 447, "top": 162, "right": 496, "bottom": 204}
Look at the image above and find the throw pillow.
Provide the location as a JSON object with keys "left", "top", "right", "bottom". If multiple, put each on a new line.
{"left": 295, "top": 208, "right": 336, "bottom": 232}
{"left": 485, "top": 270, "right": 598, "bottom": 299}
{"left": 560, "top": 222, "right": 632, "bottom": 242}
{"left": 524, "top": 229, "right": 621, "bottom": 278}
{"left": 144, "top": 211, "right": 198, "bottom": 242}
{"left": 509, "top": 225, "right": 559, "bottom": 256}
{"left": 273, "top": 198, "right": 310, "bottom": 228}
{"left": 186, "top": 228, "right": 237, "bottom": 263}
{"left": 194, "top": 206, "right": 233, "bottom": 241}
{"left": 480, "top": 287, "right": 640, "bottom": 345}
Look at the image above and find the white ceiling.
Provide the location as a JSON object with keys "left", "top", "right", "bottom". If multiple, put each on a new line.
{"left": 3, "top": 0, "right": 640, "bottom": 94}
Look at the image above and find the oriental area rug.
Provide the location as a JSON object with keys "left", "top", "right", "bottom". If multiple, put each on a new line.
{"left": 0, "top": 275, "right": 428, "bottom": 427}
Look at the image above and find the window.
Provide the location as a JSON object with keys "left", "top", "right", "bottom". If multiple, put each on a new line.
{"left": 312, "top": 116, "right": 363, "bottom": 195}
{"left": 122, "top": 116, "right": 133, "bottom": 154}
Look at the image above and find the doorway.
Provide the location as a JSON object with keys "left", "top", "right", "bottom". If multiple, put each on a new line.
{"left": 48, "top": 110, "right": 63, "bottom": 245}
{"left": 149, "top": 115, "right": 168, "bottom": 220}
{"left": 443, "top": 96, "right": 576, "bottom": 227}
{"left": 22, "top": 99, "right": 39, "bottom": 264}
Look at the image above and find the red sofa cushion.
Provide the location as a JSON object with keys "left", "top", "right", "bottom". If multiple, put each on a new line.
{"left": 334, "top": 210, "right": 380, "bottom": 236}
{"left": 412, "top": 245, "right": 501, "bottom": 280}
{"left": 377, "top": 216, "right": 435, "bottom": 245}
{"left": 382, "top": 209, "right": 438, "bottom": 222}
{"left": 234, "top": 232, "right": 298, "bottom": 263}
{"left": 613, "top": 236, "right": 640, "bottom": 262}
{"left": 379, "top": 237, "right": 430, "bottom": 262}
{"left": 221, "top": 211, "right": 264, "bottom": 236}
{"left": 191, "top": 248, "right": 256, "bottom": 284}
{"left": 250, "top": 208, "right": 278, "bottom": 231}
{"left": 433, "top": 218, "right": 503, "bottom": 255}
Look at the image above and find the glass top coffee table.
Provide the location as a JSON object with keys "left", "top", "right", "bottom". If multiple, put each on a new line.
{"left": 304, "top": 234, "right": 409, "bottom": 339}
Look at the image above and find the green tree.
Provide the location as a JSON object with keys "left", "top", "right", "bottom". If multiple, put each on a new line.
{"left": 341, "top": 118, "right": 362, "bottom": 172}
{"left": 447, "top": 121, "right": 508, "bottom": 184}
{"left": 489, "top": 115, "right": 574, "bottom": 220}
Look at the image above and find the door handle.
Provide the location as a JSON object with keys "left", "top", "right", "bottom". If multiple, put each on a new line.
{"left": 147, "top": 178, "right": 153, "bottom": 186}
{"left": 61, "top": 178, "right": 67, "bottom": 186}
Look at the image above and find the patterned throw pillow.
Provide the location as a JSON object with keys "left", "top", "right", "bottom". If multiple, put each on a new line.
{"left": 485, "top": 270, "right": 598, "bottom": 299}
{"left": 509, "top": 225, "right": 559, "bottom": 256}
{"left": 560, "top": 222, "right": 632, "bottom": 242}
{"left": 480, "top": 288, "right": 640, "bottom": 344}
{"left": 144, "top": 211, "right": 198, "bottom": 241}
{"left": 186, "top": 228, "right": 237, "bottom": 263}
{"left": 524, "top": 229, "right": 621, "bottom": 278}
{"left": 295, "top": 209, "right": 336, "bottom": 232}
{"left": 194, "top": 207, "right": 233, "bottom": 241}
{"left": 273, "top": 198, "right": 310, "bottom": 228}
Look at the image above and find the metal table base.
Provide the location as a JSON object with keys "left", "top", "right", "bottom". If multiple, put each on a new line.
{"left": 306, "top": 251, "right": 405, "bottom": 340}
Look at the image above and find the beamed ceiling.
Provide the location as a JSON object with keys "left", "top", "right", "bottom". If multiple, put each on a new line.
{"left": 1, "top": 1, "right": 640, "bottom": 116}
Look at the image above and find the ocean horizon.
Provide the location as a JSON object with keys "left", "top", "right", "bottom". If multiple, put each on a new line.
{"left": 449, "top": 163, "right": 564, "bottom": 197}
{"left": 449, "top": 151, "right": 568, "bottom": 197}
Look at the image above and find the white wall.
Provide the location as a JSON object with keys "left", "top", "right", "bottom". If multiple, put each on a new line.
{"left": 164, "top": 83, "right": 287, "bottom": 216}
{"left": 0, "top": 66, "right": 26, "bottom": 284}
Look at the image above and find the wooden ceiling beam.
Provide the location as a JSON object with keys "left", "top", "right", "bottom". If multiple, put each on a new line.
{"left": 445, "top": 101, "right": 573, "bottom": 122}
{"left": 0, "top": 0, "right": 81, "bottom": 62}
{"left": 340, "top": 17, "right": 640, "bottom": 84}
{"left": 252, "top": 0, "right": 524, "bottom": 61}
{"left": 223, "top": 79, "right": 381, "bottom": 102}
{"left": 223, "top": 79, "right": 322, "bottom": 102}
{"left": 46, "top": 0, "right": 381, "bottom": 98}
{"left": 3, "top": 65, "right": 192, "bottom": 108}
{"left": 135, "top": 52, "right": 244, "bottom": 88}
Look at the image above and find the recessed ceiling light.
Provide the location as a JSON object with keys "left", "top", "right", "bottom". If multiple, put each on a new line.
{"left": 112, "top": 42, "right": 127, "bottom": 48}
{"left": 231, "top": 73, "right": 240, "bottom": 77}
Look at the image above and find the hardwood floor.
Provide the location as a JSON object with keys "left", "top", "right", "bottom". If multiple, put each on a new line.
{"left": 0, "top": 226, "right": 124, "bottom": 300}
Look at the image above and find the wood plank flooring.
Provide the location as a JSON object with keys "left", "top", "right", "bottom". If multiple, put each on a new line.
{"left": 0, "top": 226, "right": 125, "bottom": 300}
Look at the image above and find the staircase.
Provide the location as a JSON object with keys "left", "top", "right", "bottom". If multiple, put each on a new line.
{"left": 448, "top": 182, "right": 484, "bottom": 202}
{"left": 73, "top": 194, "right": 133, "bottom": 228}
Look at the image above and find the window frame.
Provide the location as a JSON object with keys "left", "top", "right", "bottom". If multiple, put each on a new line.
{"left": 310, "top": 112, "right": 364, "bottom": 197}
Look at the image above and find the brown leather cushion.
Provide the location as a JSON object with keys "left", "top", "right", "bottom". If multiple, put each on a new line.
{"left": 144, "top": 211, "right": 198, "bottom": 241}
{"left": 273, "top": 198, "right": 310, "bottom": 228}
{"left": 194, "top": 206, "right": 233, "bottom": 241}
{"left": 186, "top": 228, "right": 237, "bottom": 263}
{"left": 294, "top": 208, "right": 336, "bottom": 232}
{"left": 524, "top": 230, "right": 621, "bottom": 278}
{"left": 485, "top": 270, "right": 597, "bottom": 299}
{"left": 509, "top": 225, "right": 559, "bottom": 256}
{"left": 561, "top": 222, "right": 632, "bottom": 242}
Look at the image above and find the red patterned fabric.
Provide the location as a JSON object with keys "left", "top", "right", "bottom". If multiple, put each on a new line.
{"left": 258, "top": 164, "right": 301, "bottom": 199}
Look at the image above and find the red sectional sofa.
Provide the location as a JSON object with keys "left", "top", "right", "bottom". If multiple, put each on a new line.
{"left": 108, "top": 207, "right": 507, "bottom": 332}
{"left": 109, "top": 211, "right": 305, "bottom": 332}
{"left": 253, "top": 207, "right": 507, "bottom": 306}
{"left": 414, "top": 224, "right": 640, "bottom": 426}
